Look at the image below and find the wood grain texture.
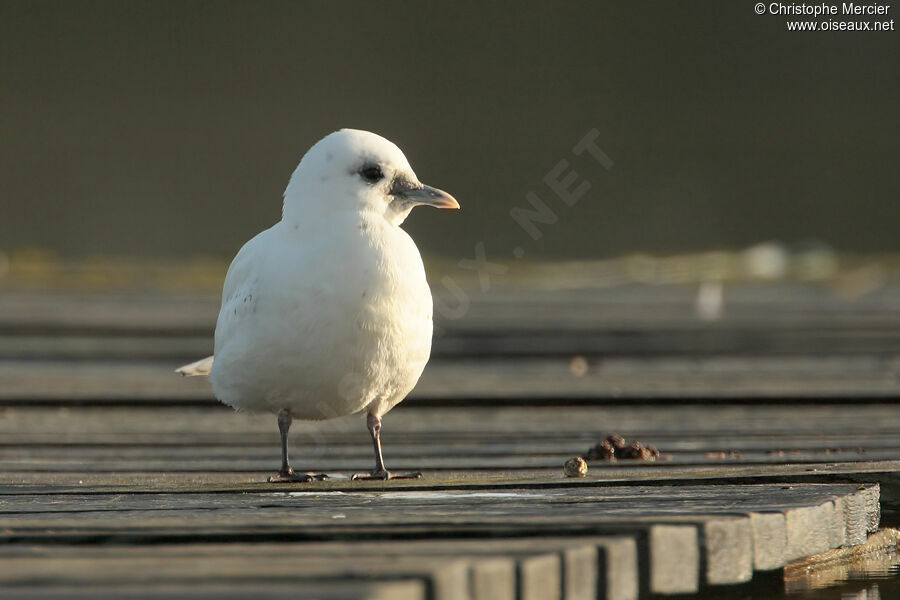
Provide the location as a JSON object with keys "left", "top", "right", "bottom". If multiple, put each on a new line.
{"left": 2, "top": 356, "right": 898, "bottom": 401}
{"left": 1, "top": 286, "right": 898, "bottom": 597}
{"left": 0, "top": 581, "right": 428, "bottom": 600}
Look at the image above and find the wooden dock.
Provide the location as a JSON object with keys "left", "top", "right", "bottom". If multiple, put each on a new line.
{"left": 1, "top": 283, "right": 899, "bottom": 599}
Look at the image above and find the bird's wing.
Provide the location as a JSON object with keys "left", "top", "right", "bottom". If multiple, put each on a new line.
{"left": 213, "top": 227, "right": 274, "bottom": 354}
{"left": 175, "top": 355, "right": 214, "bottom": 376}
{"left": 174, "top": 227, "right": 274, "bottom": 378}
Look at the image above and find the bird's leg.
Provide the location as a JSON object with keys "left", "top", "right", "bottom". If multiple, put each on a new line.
{"left": 351, "top": 413, "right": 422, "bottom": 480}
{"left": 267, "top": 409, "right": 328, "bottom": 483}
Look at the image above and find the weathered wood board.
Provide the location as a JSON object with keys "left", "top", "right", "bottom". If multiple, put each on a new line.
{"left": 0, "top": 402, "right": 893, "bottom": 598}
{"left": 2, "top": 355, "right": 899, "bottom": 401}
{"left": 1, "top": 285, "right": 898, "bottom": 598}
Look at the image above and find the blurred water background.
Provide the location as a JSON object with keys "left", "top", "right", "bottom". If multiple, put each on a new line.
{"left": 1, "top": 0, "right": 897, "bottom": 279}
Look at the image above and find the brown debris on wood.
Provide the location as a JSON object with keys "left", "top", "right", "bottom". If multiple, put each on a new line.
{"left": 705, "top": 450, "right": 743, "bottom": 460}
{"left": 583, "top": 434, "right": 661, "bottom": 462}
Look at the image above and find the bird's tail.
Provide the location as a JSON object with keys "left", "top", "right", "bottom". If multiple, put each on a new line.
{"left": 175, "top": 356, "right": 214, "bottom": 377}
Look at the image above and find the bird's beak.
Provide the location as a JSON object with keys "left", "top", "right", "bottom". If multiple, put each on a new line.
{"left": 400, "top": 184, "right": 460, "bottom": 209}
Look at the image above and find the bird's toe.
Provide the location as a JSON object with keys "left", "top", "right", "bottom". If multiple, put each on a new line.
{"left": 351, "top": 470, "right": 422, "bottom": 481}
{"left": 267, "top": 470, "right": 328, "bottom": 483}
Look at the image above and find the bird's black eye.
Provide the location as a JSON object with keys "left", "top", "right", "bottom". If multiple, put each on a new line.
{"left": 360, "top": 165, "right": 384, "bottom": 183}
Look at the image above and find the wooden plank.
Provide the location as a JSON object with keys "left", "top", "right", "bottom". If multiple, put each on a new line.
{"left": 0, "top": 335, "right": 212, "bottom": 360}
{"left": 702, "top": 517, "right": 753, "bottom": 584}
{"left": 0, "top": 581, "right": 427, "bottom": 600}
{"left": 2, "top": 356, "right": 898, "bottom": 402}
{"left": 3, "top": 286, "right": 900, "bottom": 334}
{"left": 10, "top": 434, "right": 899, "bottom": 454}
{"left": 649, "top": 525, "right": 698, "bottom": 593}
{"left": 6, "top": 405, "right": 900, "bottom": 438}
{"left": 5, "top": 328, "right": 900, "bottom": 360}
{"left": 0, "top": 553, "right": 467, "bottom": 600}
{"left": 0, "top": 539, "right": 634, "bottom": 599}
{"left": 4, "top": 417, "right": 900, "bottom": 482}
{"left": 836, "top": 489, "right": 871, "bottom": 546}
{"left": 2, "top": 286, "right": 898, "bottom": 599}
{"left": 592, "top": 537, "right": 639, "bottom": 600}
{"left": 0, "top": 292, "right": 218, "bottom": 334}
{"left": 784, "top": 500, "right": 841, "bottom": 561}
{"left": 0, "top": 545, "right": 471, "bottom": 600}
{"left": 0, "top": 484, "right": 874, "bottom": 522}
{"left": 518, "top": 553, "right": 561, "bottom": 600}
{"left": 6, "top": 426, "right": 900, "bottom": 449}
{"left": 470, "top": 558, "right": 514, "bottom": 600}
{"left": 0, "top": 462, "right": 895, "bottom": 492}
{"left": 748, "top": 512, "right": 787, "bottom": 571}
{"left": 559, "top": 545, "right": 596, "bottom": 600}
{"left": 7, "top": 444, "right": 900, "bottom": 472}
{"left": 2, "top": 403, "right": 900, "bottom": 508}
{"left": 3, "top": 287, "right": 900, "bottom": 366}
{"left": 0, "top": 538, "right": 639, "bottom": 600}
{"left": 0, "top": 484, "right": 877, "bottom": 594}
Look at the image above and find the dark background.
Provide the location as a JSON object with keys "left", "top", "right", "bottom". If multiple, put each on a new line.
{"left": 1, "top": 0, "right": 897, "bottom": 261}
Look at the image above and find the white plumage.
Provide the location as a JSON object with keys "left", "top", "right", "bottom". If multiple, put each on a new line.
{"left": 178, "top": 129, "right": 459, "bottom": 481}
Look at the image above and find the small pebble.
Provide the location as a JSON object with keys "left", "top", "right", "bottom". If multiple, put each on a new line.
{"left": 568, "top": 355, "right": 589, "bottom": 377}
{"left": 564, "top": 456, "right": 588, "bottom": 478}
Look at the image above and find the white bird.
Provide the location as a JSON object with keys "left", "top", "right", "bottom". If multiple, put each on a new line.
{"left": 177, "top": 129, "right": 459, "bottom": 481}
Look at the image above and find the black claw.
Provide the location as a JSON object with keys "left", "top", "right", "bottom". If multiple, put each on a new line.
{"left": 351, "top": 470, "right": 422, "bottom": 481}
{"left": 267, "top": 470, "right": 329, "bottom": 483}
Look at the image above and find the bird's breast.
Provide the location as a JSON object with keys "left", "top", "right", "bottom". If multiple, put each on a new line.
{"left": 210, "top": 217, "right": 433, "bottom": 418}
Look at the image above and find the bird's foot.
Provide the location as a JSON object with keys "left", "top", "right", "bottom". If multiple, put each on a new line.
{"left": 267, "top": 468, "right": 329, "bottom": 483}
{"left": 351, "top": 470, "right": 422, "bottom": 481}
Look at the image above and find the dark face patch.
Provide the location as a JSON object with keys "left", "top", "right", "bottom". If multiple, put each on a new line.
{"left": 387, "top": 175, "right": 421, "bottom": 214}
{"left": 389, "top": 175, "right": 418, "bottom": 197}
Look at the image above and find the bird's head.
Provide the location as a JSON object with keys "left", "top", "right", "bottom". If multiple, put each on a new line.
{"left": 283, "top": 129, "right": 459, "bottom": 226}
